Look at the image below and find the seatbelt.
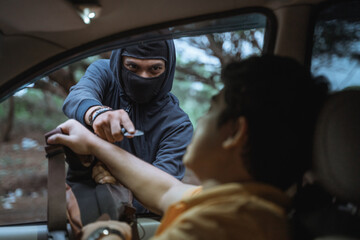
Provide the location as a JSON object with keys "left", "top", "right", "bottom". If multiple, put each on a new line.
{"left": 45, "top": 128, "right": 68, "bottom": 240}
{"left": 44, "top": 128, "right": 140, "bottom": 240}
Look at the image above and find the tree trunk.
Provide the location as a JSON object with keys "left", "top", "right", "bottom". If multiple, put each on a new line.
{"left": 3, "top": 97, "right": 15, "bottom": 142}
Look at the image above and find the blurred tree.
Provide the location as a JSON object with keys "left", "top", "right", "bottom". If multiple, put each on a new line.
{"left": 173, "top": 30, "right": 264, "bottom": 125}
{"left": 312, "top": 0, "right": 360, "bottom": 65}
{"left": 0, "top": 53, "right": 111, "bottom": 141}
{"left": 32, "top": 52, "right": 112, "bottom": 97}
{"left": 176, "top": 31, "right": 263, "bottom": 90}
{"left": 312, "top": 20, "right": 360, "bottom": 69}
{"left": 2, "top": 96, "right": 14, "bottom": 141}
{"left": 312, "top": 18, "right": 360, "bottom": 91}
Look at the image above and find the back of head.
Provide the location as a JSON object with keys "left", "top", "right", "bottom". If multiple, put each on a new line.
{"left": 221, "top": 55, "right": 329, "bottom": 190}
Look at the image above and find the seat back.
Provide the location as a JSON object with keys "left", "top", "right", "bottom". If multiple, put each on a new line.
{"left": 312, "top": 90, "right": 360, "bottom": 240}
{"left": 313, "top": 90, "right": 360, "bottom": 204}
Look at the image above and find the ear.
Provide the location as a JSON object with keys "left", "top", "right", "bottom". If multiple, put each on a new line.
{"left": 222, "top": 117, "right": 248, "bottom": 149}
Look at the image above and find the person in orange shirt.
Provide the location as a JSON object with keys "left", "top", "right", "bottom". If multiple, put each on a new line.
{"left": 48, "top": 55, "right": 328, "bottom": 240}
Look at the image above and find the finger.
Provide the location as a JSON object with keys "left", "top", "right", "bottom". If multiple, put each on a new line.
{"left": 56, "top": 119, "right": 77, "bottom": 135}
{"left": 94, "top": 167, "right": 111, "bottom": 178}
{"left": 103, "top": 127, "right": 116, "bottom": 143}
{"left": 92, "top": 164, "right": 109, "bottom": 179}
{"left": 47, "top": 133, "right": 73, "bottom": 146}
{"left": 118, "top": 110, "right": 135, "bottom": 134}
{"left": 93, "top": 126, "right": 107, "bottom": 141}
{"left": 108, "top": 221, "right": 132, "bottom": 240}
{"left": 83, "top": 221, "right": 131, "bottom": 240}
{"left": 82, "top": 221, "right": 116, "bottom": 240}
{"left": 93, "top": 116, "right": 116, "bottom": 143}
{"left": 106, "top": 176, "right": 117, "bottom": 184}
{"left": 115, "top": 222, "right": 132, "bottom": 240}
{"left": 94, "top": 172, "right": 112, "bottom": 184}
{"left": 110, "top": 118, "right": 124, "bottom": 142}
{"left": 96, "top": 162, "right": 107, "bottom": 172}
{"left": 93, "top": 172, "right": 106, "bottom": 183}
{"left": 99, "top": 176, "right": 117, "bottom": 184}
{"left": 93, "top": 166, "right": 112, "bottom": 180}
{"left": 92, "top": 162, "right": 105, "bottom": 178}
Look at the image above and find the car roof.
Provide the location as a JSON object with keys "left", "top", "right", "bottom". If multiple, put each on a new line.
{"left": 0, "top": 0, "right": 326, "bottom": 99}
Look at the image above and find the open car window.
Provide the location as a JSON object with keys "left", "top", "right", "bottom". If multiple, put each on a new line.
{"left": 0, "top": 12, "right": 267, "bottom": 226}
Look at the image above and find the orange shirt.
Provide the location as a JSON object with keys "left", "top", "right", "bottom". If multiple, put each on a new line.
{"left": 155, "top": 186, "right": 202, "bottom": 236}
{"left": 152, "top": 182, "right": 291, "bottom": 240}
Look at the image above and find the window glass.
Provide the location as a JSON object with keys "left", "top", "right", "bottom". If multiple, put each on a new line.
{"left": 311, "top": 1, "right": 360, "bottom": 92}
{"left": 173, "top": 29, "right": 264, "bottom": 127}
{"left": 0, "top": 13, "right": 266, "bottom": 225}
{"left": 0, "top": 89, "right": 67, "bottom": 224}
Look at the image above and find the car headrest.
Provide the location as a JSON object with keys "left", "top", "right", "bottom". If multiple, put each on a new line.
{"left": 314, "top": 90, "right": 360, "bottom": 204}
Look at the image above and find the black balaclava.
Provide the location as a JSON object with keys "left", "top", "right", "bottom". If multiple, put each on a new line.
{"left": 120, "top": 41, "right": 169, "bottom": 104}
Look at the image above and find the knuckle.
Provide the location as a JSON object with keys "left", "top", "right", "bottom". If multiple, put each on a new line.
{"left": 105, "top": 111, "right": 114, "bottom": 119}
{"left": 115, "top": 136, "right": 124, "bottom": 142}
{"left": 104, "top": 176, "right": 112, "bottom": 181}
{"left": 112, "top": 131, "right": 122, "bottom": 139}
{"left": 68, "top": 119, "right": 76, "bottom": 124}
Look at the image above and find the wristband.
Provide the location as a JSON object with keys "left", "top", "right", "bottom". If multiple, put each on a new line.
{"left": 88, "top": 106, "right": 103, "bottom": 126}
{"left": 86, "top": 226, "right": 125, "bottom": 240}
{"left": 90, "top": 107, "right": 112, "bottom": 126}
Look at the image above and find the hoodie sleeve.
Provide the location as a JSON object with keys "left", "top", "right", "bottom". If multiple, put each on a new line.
{"left": 62, "top": 59, "right": 112, "bottom": 125}
{"left": 153, "top": 118, "right": 193, "bottom": 181}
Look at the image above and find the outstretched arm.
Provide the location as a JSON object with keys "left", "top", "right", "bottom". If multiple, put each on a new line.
{"left": 47, "top": 119, "right": 196, "bottom": 214}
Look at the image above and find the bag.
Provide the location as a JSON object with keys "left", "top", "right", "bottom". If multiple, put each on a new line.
{"left": 45, "top": 128, "right": 139, "bottom": 240}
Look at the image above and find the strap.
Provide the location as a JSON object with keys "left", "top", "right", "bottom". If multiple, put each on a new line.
{"left": 45, "top": 128, "right": 68, "bottom": 239}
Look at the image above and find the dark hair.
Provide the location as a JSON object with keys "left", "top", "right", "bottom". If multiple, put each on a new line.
{"left": 220, "top": 55, "right": 329, "bottom": 190}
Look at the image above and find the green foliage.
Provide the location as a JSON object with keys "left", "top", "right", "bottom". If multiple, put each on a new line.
{"left": 0, "top": 88, "right": 67, "bottom": 136}
{"left": 172, "top": 79, "right": 219, "bottom": 127}
{"left": 172, "top": 30, "right": 263, "bottom": 127}
{"left": 0, "top": 104, "right": 6, "bottom": 118}
{"left": 74, "top": 68, "right": 86, "bottom": 82}
{"left": 73, "top": 54, "right": 104, "bottom": 82}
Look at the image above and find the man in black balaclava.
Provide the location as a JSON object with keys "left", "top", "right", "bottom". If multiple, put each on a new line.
{"left": 63, "top": 40, "right": 194, "bottom": 213}
{"left": 120, "top": 41, "right": 169, "bottom": 104}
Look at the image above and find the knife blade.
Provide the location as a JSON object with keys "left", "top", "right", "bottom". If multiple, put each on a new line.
{"left": 121, "top": 128, "right": 144, "bottom": 137}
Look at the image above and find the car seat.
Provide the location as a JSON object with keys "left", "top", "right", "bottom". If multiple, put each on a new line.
{"left": 292, "top": 90, "right": 360, "bottom": 240}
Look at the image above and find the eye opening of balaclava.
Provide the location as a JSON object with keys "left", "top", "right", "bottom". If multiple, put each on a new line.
{"left": 120, "top": 41, "right": 169, "bottom": 104}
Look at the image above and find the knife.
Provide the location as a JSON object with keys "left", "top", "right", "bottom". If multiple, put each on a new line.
{"left": 121, "top": 128, "right": 144, "bottom": 137}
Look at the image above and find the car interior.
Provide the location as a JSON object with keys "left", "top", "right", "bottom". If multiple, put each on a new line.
{"left": 291, "top": 89, "right": 360, "bottom": 240}
{"left": 313, "top": 90, "right": 360, "bottom": 240}
{"left": 0, "top": 0, "right": 359, "bottom": 239}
